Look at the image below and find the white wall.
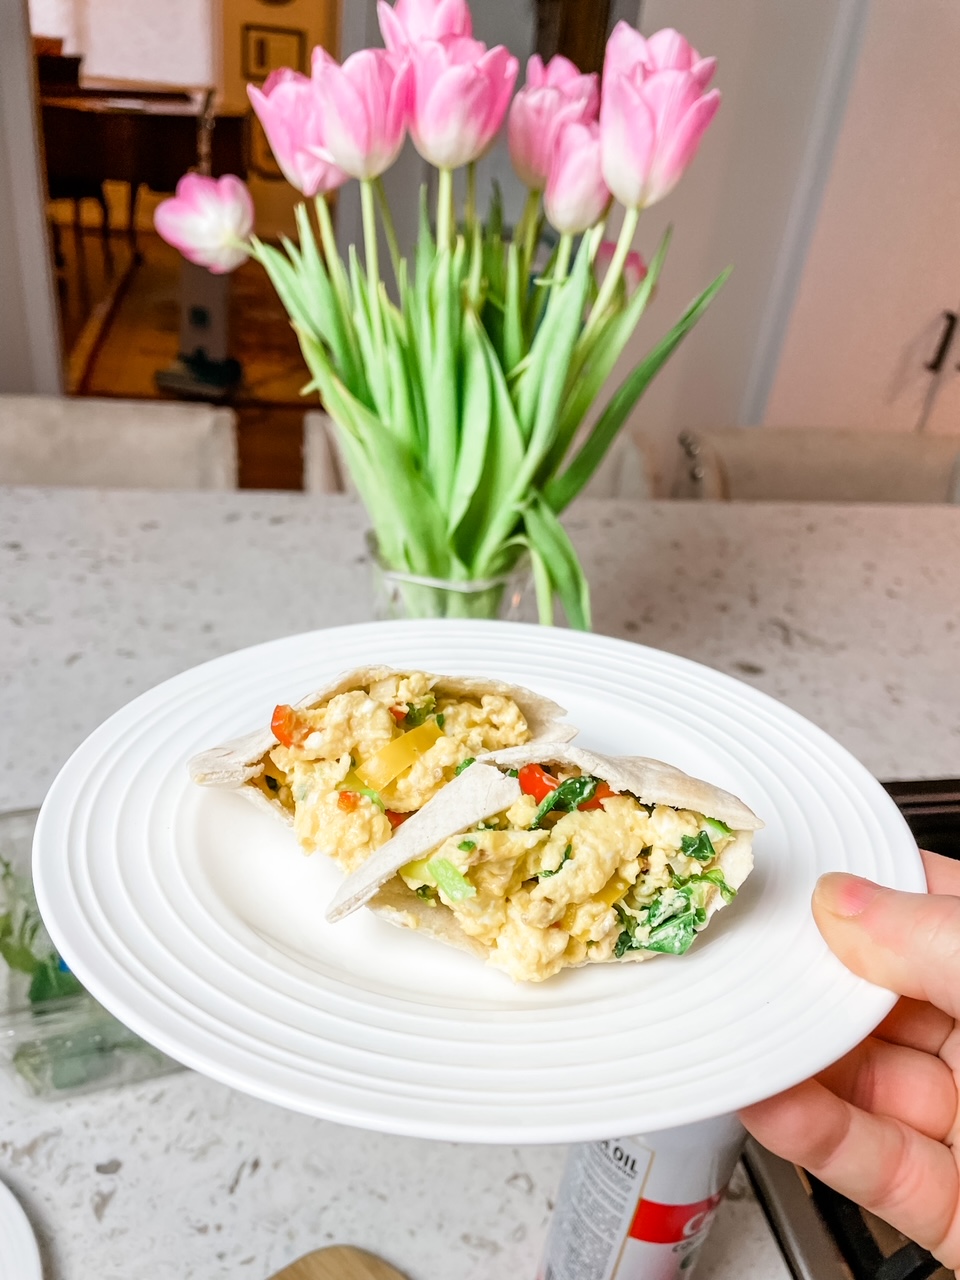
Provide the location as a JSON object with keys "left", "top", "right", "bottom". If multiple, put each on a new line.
{"left": 28, "top": 0, "right": 215, "bottom": 85}
{"left": 611, "top": 0, "right": 866, "bottom": 483}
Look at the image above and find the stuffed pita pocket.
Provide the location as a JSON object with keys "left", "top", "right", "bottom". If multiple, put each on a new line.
{"left": 326, "top": 744, "right": 762, "bottom": 983}
{"left": 188, "top": 666, "right": 573, "bottom": 871}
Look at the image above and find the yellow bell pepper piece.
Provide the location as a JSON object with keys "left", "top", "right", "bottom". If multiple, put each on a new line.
{"left": 399, "top": 857, "right": 435, "bottom": 887}
{"left": 561, "top": 877, "right": 629, "bottom": 937}
{"left": 354, "top": 719, "right": 444, "bottom": 791}
{"left": 597, "top": 875, "right": 630, "bottom": 907}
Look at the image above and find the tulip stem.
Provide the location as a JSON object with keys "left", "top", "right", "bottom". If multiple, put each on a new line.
{"left": 554, "top": 234, "right": 573, "bottom": 285}
{"left": 374, "top": 177, "right": 402, "bottom": 290}
{"left": 315, "top": 194, "right": 339, "bottom": 265}
{"left": 465, "top": 163, "right": 477, "bottom": 235}
{"left": 315, "top": 195, "right": 351, "bottom": 317}
{"left": 360, "top": 180, "right": 380, "bottom": 294}
{"left": 360, "top": 180, "right": 385, "bottom": 353}
{"left": 437, "top": 167, "right": 454, "bottom": 250}
{"left": 585, "top": 205, "right": 640, "bottom": 337}
{"left": 516, "top": 189, "right": 540, "bottom": 273}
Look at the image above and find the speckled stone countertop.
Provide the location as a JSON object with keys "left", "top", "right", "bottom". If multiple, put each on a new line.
{"left": 1, "top": 486, "right": 958, "bottom": 1280}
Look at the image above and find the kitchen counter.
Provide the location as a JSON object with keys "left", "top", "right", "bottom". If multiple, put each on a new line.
{"left": 1, "top": 487, "right": 958, "bottom": 1280}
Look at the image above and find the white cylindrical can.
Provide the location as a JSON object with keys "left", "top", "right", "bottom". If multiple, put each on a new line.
{"left": 538, "top": 1114, "right": 745, "bottom": 1280}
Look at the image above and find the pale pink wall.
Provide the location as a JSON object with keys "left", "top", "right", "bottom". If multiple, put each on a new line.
{"left": 764, "top": 0, "right": 960, "bottom": 434}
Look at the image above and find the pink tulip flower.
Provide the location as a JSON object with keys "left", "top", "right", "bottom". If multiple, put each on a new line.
{"left": 595, "top": 239, "right": 648, "bottom": 296}
{"left": 544, "top": 121, "right": 609, "bottom": 236}
{"left": 508, "top": 54, "right": 599, "bottom": 191}
{"left": 311, "top": 47, "right": 411, "bottom": 181}
{"left": 247, "top": 67, "right": 347, "bottom": 197}
{"left": 600, "top": 31, "right": 720, "bottom": 209}
{"left": 154, "top": 174, "right": 253, "bottom": 274}
{"left": 604, "top": 22, "right": 716, "bottom": 90}
{"left": 378, "top": 0, "right": 472, "bottom": 52}
{"left": 408, "top": 36, "right": 518, "bottom": 170}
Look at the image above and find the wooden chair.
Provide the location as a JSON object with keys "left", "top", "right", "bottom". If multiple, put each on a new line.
{"left": 0, "top": 395, "right": 237, "bottom": 489}
{"left": 673, "top": 428, "right": 960, "bottom": 504}
{"left": 303, "top": 410, "right": 355, "bottom": 496}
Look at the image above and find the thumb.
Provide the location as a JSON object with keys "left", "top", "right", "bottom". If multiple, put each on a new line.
{"left": 814, "top": 873, "right": 960, "bottom": 1021}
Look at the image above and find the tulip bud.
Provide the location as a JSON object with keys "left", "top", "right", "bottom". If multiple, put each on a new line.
{"left": 544, "top": 120, "right": 610, "bottom": 236}
{"left": 247, "top": 67, "right": 348, "bottom": 197}
{"left": 408, "top": 36, "right": 518, "bottom": 170}
{"left": 154, "top": 174, "right": 253, "bottom": 275}
{"left": 508, "top": 54, "right": 599, "bottom": 191}
{"left": 604, "top": 22, "right": 716, "bottom": 89}
{"left": 311, "top": 47, "right": 411, "bottom": 181}
{"left": 600, "top": 25, "right": 720, "bottom": 210}
{"left": 378, "top": 0, "right": 472, "bottom": 52}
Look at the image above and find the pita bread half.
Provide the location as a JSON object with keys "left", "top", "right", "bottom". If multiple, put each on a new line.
{"left": 187, "top": 665, "right": 573, "bottom": 826}
{"left": 326, "top": 742, "right": 762, "bottom": 929}
{"left": 362, "top": 825, "right": 756, "bottom": 974}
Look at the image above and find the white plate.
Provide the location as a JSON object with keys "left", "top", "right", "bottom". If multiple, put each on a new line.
{"left": 0, "top": 1181, "right": 42, "bottom": 1280}
{"left": 33, "top": 621, "right": 924, "bottom": 1144}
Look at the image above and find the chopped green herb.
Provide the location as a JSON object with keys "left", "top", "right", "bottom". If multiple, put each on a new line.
{"left": 615, "top": 884, "right": 712, "bottom": 958}
{"left": 337, "top": 781, "right": 385, "bottom": 811}
{"left": 436, "top": 713, "right": 445, "bottom": 729}
{"left": 613, "top": 904, "right": 641, "bottom": 957}
{"left": 644, "top": 914, "right": 700, "bottom": 955}
{"left": 415, "top": 885, "right": 436, "bottom": 901}
{"left": 264, "top": 775, "right": 279, "bottom": 792}
{"left": 704, "top": 816, "right": 733, "bottom": 838}
{"left": 671, "top": 867, "right": 737, "bottom": 903}
{"left": 530, "top": 775, "right": 601, "bottom": 828}
{"left": 507, "top": 769, "right": 519, "bottom": 778}
{"left": 427, "top": 857, "right": 476, "bottom": 902}
{"left": 455, "top": 757, "right": 476, "bottom": 776}
{"left": 539, "top": 844, "right": 572, "bottom": 879}
{"left": 680, "top": 831, "right": 717, "bottom": 862}
{"left": 404, "top": 696, "right": 437, "bottom": 727}
{"left": 458, "top": 840, "right": 476, "bottom": 852}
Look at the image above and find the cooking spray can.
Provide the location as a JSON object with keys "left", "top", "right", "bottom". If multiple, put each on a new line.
{"left": 538, "top": 1114, "right": 745, "bottom": 1280}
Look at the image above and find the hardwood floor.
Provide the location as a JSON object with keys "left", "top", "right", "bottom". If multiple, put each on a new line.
{"left": 54, "top": 210, "right": 310, "bottom": 490}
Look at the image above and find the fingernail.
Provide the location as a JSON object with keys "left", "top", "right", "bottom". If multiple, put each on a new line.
{"left": 815, "top": 872, "right": 881, "bottom": 918}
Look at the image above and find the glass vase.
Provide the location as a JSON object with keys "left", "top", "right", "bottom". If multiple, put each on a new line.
{"left": 368, "top": 533, "right": 536, "bottom": 622}
{"left": 0, "top": 808, "right": 181, "bottom": 1098}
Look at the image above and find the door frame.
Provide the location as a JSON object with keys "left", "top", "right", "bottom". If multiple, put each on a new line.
{"left": 0, "top": 0, "right": 62, "bottom": 394}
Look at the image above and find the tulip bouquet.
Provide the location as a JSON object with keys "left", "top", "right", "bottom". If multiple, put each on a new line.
{"left": 155, "top": 1, "right": 724, "bottom": 628}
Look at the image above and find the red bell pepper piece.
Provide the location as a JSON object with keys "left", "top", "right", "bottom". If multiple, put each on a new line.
{"left": 518, "top": 764, "right": 559, "bottom": 803}
{"left": 578, "top": 782, "right": 618, "bottom": 810}
{"left": 271, "top": 704, "right": 307, "bottom": 748}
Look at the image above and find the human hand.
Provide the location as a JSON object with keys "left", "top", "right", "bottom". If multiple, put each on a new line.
{"left": 740, "top": 850, "right": 960, "bottom": 1273}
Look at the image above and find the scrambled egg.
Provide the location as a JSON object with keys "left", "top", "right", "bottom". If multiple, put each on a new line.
{"left": 253, "top": 673, "right": 530, "bottom": 871}
{"left": 398, "top": 782, "right": 737, "bottom": 983}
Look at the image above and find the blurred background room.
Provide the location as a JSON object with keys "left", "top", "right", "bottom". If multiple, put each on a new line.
{"left": 4, "top": 0, "right": 959, "bottom": 496}
{"left": 3, "top": 5, "right": 960, "bottom": 1280}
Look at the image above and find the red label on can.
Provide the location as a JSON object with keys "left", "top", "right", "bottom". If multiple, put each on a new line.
{"left": 628, "top": 1192, "right": 723, "bottom": 1244}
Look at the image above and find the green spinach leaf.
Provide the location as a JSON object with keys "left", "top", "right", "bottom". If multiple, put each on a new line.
{"left": 530, "top": 775, "right": 600, "bottom": 828}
